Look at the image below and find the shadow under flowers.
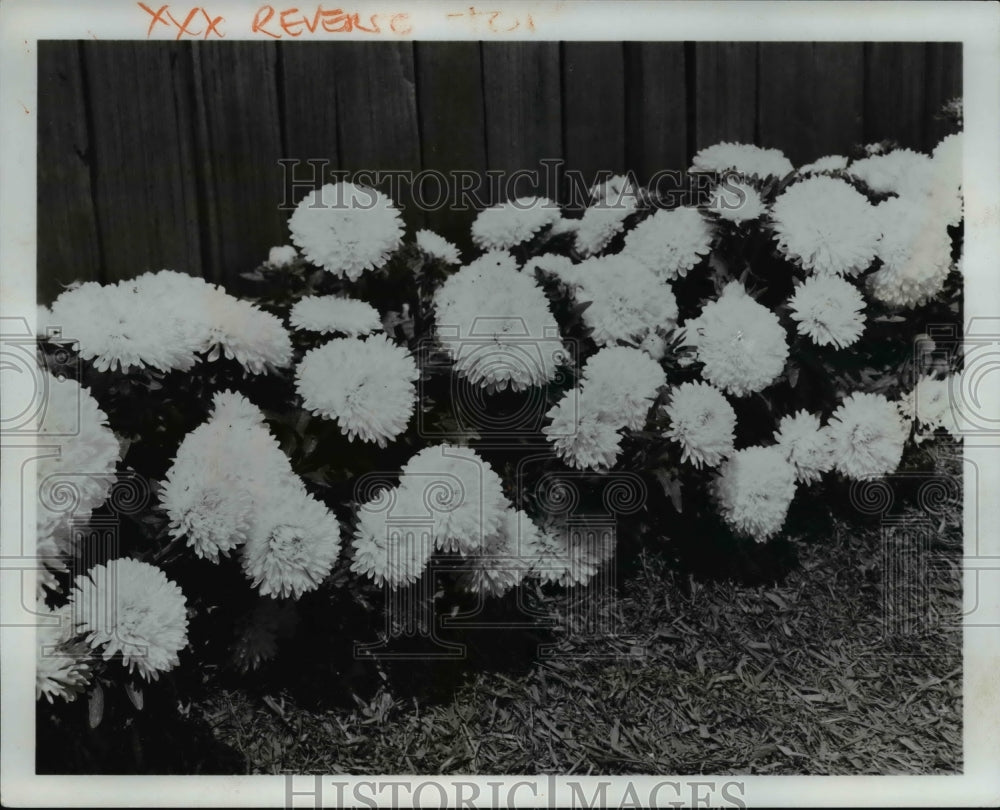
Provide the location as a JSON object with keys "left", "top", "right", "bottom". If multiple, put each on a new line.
{"left": 246, "top": 582, "right": 557, "bottom": 710}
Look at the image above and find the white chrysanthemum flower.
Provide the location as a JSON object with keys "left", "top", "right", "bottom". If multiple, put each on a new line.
{"left": 210, "top": 389, "right": 271, "bottom": 428}
{"left": 48, "top": 281, "right": 202, "bottom": 373}
{"left": 267, "top": 245, "right": 298, "bottom": 267}
{"left": 433, "top": 253, "right": 566, "bottom": 391}
{"left": 773, "top": 410, "right": 834, "bottom": 484}
{"left": 827, "top": 392, "right": 907, "bottom": 479}
{"left": 638, "top": 332, "right": 668, "bottom": 361}
{"left": 580, "top": 346, "right": 667, "bottom": 431}
{"left": 37, "top": 373, "right": 120, "bottom": 512}
{"left": 456, "top": 508, "right": 542, "bottom": 597}
{"left": 862, "top": 142, "right": 891, "bottom": 156}
{"left": 471, "top": 196, "right": 561, "bottom": 250}
{"left": 574, "top": 208, "right": 631, "bottom": 256}
{"left": 664, "top": 382, "right": 737, "bottom": 468}
{"left": 160, "top": 392, "right": 292, "bottom": 561}
{"left": 867, "top": 197, "right": 953, "bottom": 308}
{"left": 933, "top": 133, "right": 962, "bottom": 176}
{"left": 201, "top": 297, "right": 293, "bottom": 374}
{"left": 714, "top": 446, "right": 797, "bottom": 540}
{"left": 350, "top": 486, "right": 434, "bottom": 588}
{"left": 623, "top": 207, "right": 714, "bottom": 280}
{"left": 770, "top": 177, "right": 881, "bottom": 276}
{"left": 36, "top": 534, "right": 68, "bottom": 601}
{"left": 549, "top": 215, "right": 581, "bottom": 237}
{"left": 231, "top": 600, "right": 297, "bottom": 672}
{"left": 450, "top": 249, "right": 520, "bottom": 276}
{"left": 37, "top": 374, "right": 121, "bottom": 555}
{"left": 574, "top": 188, "right": 639, "bottom": 257}
{"left": 162, "top": 477, "right": 253, "bottom": 563}
{"left": 113, "top": 269, "right": 215, "bottom": 335}
{"left": 399, "top": 445, "right": 509, "bottom": 554}
{"left": 849, "top": 149, "right": 933, "bottom": 195}
{"left": 529, "top": 518, "right": 616, "bottom": 587}
{"left": 415, "top": 229, "right": 461, "bottom": 264}
{"left": 288, "top": 182, "right": 404, "bottom": 280}
{"left": 590, "top": 174, "right": 639, "bottom": 205}
{"left": 707, "top": 180, "right": 767, "bottom": 223}
{"left": 241, "top": 485, "right": 342, "bottom": 599}
{"left": 523, "top": 252, "right": 576, "bottom": 283}
{"left": 913, "top": 172, "right": 963, "bottom": 231}
{"left": 690, "top": 142, "right": 793, "bottom": 179}
{"left": 899, "top": 373, "right": 962, "bottom": 435}
{"left": 787, "top": 275, "right": 866, "bottom": 349}
{"left": 683, "top": 282, "right": 788, "bottom": 396}
{"left": 296, "top": 335, "right": 419, "bottom": 447}
{"left": 36, "top": 602, "right": 91, "bottom": 703}
{"left": 69, "top": 558, "right": 188, "bottom": 681}
{"left": 289, "top": 296, "right": 382, "bottom": 337}
{"left": 888, "top": 135, "right": 963, "bottom": 229}
{"left": 541, "top": 349, "right": 664, "bottom": 468}
{"left": 572, "top": 254, "right": 678, "bottom": 347}
{"left": 543, "top": 394, "right": 624, "bottom": 471}
{"left": 128, "top": 271, "right": 293, "bottom": 374}
{"left": 798, "top": 155, "right": 849, "bottom": 174}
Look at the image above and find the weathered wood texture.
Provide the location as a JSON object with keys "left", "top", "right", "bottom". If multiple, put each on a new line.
{"left": 37, "top": 40, "right": 960, "bottom": 300}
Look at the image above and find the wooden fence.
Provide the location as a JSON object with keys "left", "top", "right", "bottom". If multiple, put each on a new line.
{"left": 37, "top": 40, "right": 960, "bottom": 302}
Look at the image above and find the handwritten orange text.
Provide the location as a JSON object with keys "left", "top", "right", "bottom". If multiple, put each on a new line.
{"left": 139, "top": 3, "right": 225, "bottom": 39}
{"left": 251, "top": 6, "right": 412, "bottom": 38}
{"left": 445, "top": 5, "right": 535, "bottom": 34}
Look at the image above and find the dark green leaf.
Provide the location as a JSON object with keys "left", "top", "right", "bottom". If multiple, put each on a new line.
{"left": 125, "top": 681, "right": 144, "bottom": 711}
{"left": 88, "top": 682, "right": 105, "bottom": 728}
{"left": 654, "top": 469, "right": 682, "bottom": 513}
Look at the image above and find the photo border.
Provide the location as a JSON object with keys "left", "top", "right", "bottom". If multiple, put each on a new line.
{"left": 2, "top": 1, "right": 998, "bottom": 806}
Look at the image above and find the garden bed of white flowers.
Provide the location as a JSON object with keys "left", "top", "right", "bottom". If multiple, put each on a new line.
{"left": 35, "top": 131, "right": 964, "bottom": 772}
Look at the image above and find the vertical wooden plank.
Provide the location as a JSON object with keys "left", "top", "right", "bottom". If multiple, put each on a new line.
{"left": 924, "top": 42, "right": 962, "bottom": 149}
{"left": 694, "top": 42, "right": 757, "bottom": 154}
{"left": 864, "top": 43, "right": 928, "bottom": 151}
{"left": 278, "top": 43, "right": 341, "bottom": 207}
{"left": 194, "top": 42, "right": 285, "bottom": 288}
{"left": 37, "top": 41, "right": 102, "bottom": 304}
{"left": 81, "top": 42, "right": 203, "bottom": 284}
{"left": 624, "top": 42, "right": 688, "bottom": 185}
{"left": 564, "top": 42, "right": 626, "bottom": 199}
{"left": 481, "top": 42, "right": 562, "bottom": 204}
{"left": 332, "top": 42, "right": 423, "bottom": 231}
{"left": 415, "top": 41, "right": 487, "bottom": 248}
{"left": 758, "top": 43, "right": 864, "bottom": 166}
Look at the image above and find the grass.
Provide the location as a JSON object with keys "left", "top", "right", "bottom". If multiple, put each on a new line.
{"left": 199, "top": 468, "right": 962, "bottom": 775}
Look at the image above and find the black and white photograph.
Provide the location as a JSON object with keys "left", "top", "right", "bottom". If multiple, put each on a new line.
{"left": 2, "top": 1, "right": 999, "bottom": 806}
